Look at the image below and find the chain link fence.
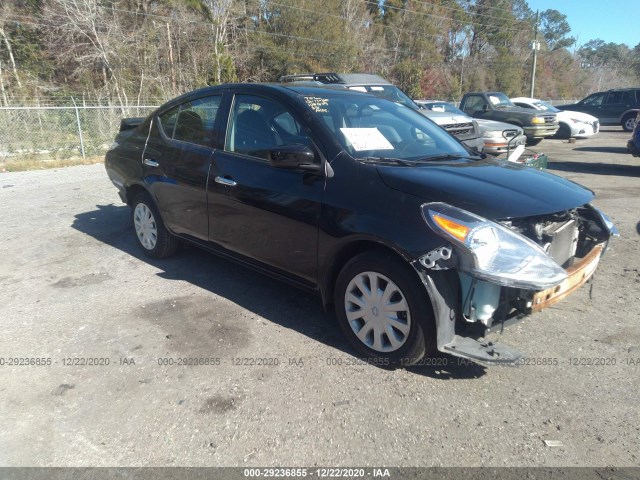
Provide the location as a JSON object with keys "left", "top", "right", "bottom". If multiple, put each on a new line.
{"left": 0, "top": 98, "right": 580, "bottom": 169}
{"left": 0, "top": 104, "right": 158, "bottom": 168}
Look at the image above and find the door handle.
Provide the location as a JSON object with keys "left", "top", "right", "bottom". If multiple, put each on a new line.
{"left": 143, "top": 158, "right": 159, "bottom": 167}
{"left": 215, "top": 176, "right": 237, "bottom": 187}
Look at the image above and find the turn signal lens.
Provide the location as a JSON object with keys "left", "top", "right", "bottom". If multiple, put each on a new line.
{"left": 432, "top": 215, "right": 470, "bottom": 241}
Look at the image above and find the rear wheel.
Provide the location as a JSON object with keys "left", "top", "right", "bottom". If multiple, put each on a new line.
{"left": 334, "top": 250, "right": 436, "bottom": 366}
{"left": 622, "top": 113, "right": 637, "bottom": 132}
{"left": 131, "top": 192, "right": 179, "bottom": 259}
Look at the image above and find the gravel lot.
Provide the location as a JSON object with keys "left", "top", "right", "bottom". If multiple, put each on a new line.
{"left": 0, "top": 127, "right": 639, "bottom": 467}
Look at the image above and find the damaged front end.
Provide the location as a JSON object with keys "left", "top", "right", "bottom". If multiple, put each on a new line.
{"left": 412, "top": 202, "right": 617, "bottom": 365}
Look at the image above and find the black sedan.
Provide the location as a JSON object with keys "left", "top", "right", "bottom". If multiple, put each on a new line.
{"left": 105, "top": 84, "right": 617, "bottom": 366}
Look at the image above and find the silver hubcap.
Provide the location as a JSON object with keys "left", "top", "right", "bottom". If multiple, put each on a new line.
{"left": 133, "top": 203, "right": 158, "bottom": 250}
{"left": 344, "top": 271, "right": 411, "bottom": 353}
{"left": 625, "top": 118, "right": 636, "bottom": 131}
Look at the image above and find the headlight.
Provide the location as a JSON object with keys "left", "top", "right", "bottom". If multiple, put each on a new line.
{"left": 421, "top": 202, "right": 568, "bottom": 290}
{"left": 482, "top": 130, "right": 503, "bottom": 139}
{"left": 531, "top": 117, "right": 545, "bottom": 124}
{"left": 569, "top": 118, "right": 586, "bottom": 124}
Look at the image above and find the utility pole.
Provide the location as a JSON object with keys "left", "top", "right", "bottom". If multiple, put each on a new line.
{"left": 529, "top": 10, "right": 540, "bottom": 98}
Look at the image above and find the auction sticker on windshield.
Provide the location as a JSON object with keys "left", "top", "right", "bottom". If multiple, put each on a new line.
{"left": 340, "top": 128, "right": 394, "bottom": 151}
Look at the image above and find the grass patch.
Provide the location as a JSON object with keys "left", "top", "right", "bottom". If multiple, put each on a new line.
{"left": 1, "top": 155, "right": 104, "bottom": 172}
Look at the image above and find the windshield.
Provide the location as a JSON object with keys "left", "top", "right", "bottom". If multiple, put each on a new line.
{"left": 347, "top": 85, "right": 420, "bottom": 110}
{"left": 533, "top": 100, "right": 560, "bottom": 113}
{"left": 488, "top": 93, "right": 515, "bottom": 108}
{"left": 302, "top": 93, "right": 470, "bottom": 162}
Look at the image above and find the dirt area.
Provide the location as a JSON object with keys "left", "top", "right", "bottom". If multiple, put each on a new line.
{"left": 0, "top": 127, "right": 638, "bottom": 467}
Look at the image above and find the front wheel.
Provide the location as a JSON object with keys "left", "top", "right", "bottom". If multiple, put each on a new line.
{"left": 622, "top": 113, "right": 637, "bottom": 132}
{"left": 555, "top": 123, "right": 572, "bottom": 139}
{"left": 526, "top": 137, "right": 543, "bottom": 146}
{"left": 131, "top": 192, "right": 180, "bottom": 259}
{"left": 334, "top": 250, "right": 436, "bottom": 366}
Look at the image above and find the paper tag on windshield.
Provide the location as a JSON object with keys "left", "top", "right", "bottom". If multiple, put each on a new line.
{"left": 340, "top": 128, "right": 394, "bottom": 151}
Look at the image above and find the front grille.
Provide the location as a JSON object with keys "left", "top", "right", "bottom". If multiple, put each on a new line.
{"left": 543, "top": 115, "right": 556, "bottom": 124}
{"left": 593, "top": 120, "right": 599, "bottom": 132}
{"left": 443, "top": 122, "right": 473, "bottom": 136}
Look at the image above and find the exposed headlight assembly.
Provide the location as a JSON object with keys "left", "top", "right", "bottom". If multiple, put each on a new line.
{"left": 421, "top": 202, "right": 568, "bottom": 290}
{"left": 591, "top": 205, "right": 619, "bottom": 237}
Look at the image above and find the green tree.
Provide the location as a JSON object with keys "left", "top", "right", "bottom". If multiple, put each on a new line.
{"left": 539, "top": 9, "right": 574, "bottom": 51}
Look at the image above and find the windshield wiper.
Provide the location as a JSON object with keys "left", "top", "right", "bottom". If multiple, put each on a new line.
{"left": 359, "top": 156, "right": 415, "bottom": 166}
{"left": 416, "top": 153, "right": 468, "bottom": 162}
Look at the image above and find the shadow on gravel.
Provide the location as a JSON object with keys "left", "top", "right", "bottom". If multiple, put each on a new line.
{"left": 72, "top": 203, "right": 485, "bottom": 379}
{"left": 571, "top": 146, "right": 629, "bottom": 154}
{"left": 548, "top": 161, "right": 640, "bottom": 177}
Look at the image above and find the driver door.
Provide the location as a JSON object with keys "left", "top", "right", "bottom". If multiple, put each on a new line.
{"left": 207, "top": 93, "right": 324, "bottom": 285}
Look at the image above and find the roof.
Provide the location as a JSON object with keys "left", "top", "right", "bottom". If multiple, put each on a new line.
{"left": 279, "top": 72, "right": 392, "bottom": 86}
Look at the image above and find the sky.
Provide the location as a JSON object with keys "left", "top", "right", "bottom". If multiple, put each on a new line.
{"left": 526, "top": 0, "right": 639, "bottom": 49}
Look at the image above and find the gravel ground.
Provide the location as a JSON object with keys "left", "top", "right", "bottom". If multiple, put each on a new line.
{"left": 0, "top": 128, "right": 639, "bottom": 467}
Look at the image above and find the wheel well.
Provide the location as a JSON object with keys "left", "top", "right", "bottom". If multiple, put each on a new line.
{"left": 125, "top": 184, "right": 148, "bottom": 206}
{"left": 322, "top": 240, "right": 409, "bottom": 307}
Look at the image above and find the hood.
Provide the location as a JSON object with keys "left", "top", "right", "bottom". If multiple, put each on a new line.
{"left": 555, "top": 110, "right": 598, "bottom": 123}
{"left": 475, "top": 118, "right": 524, "bottom": 135}
{"left": 497, "top": 106, "right": 549, "bottom": 119}
{"left": 376, "top": 157, "right": 594, "bottom": 219}
{"left": 555, "top": 104, "right": 578, "bottom": 110}
{"left": 421, "top": 111, "right": 471, "bottom": 126}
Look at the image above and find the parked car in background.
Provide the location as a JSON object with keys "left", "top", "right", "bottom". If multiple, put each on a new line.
{"left": 556, "top": 88, "right": 640, "bottom": 132}
{"left": 511, "top": 97, "right": 599, "bottom": 139}
{"left": 459, "top": 92, "right": 559, "bottom": 145}
{"left": 279, "top": 73, "right": 484, "bottom": 151}
{"left": 416, "top": 100, "right": 527, "bottom": 155}
{"left": 627, "top": 111, "right": 640, "bottom": 157}
{"left": 105, "top": 83, "right": 617, "bottom": 366}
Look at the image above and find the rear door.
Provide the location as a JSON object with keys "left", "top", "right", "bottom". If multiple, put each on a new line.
{"left": 142, "top": 95, "right": 222, "bottom": 240}
{"left": 601, "top": 90, "right": 633, "bottom": 123}
{"left": 206, "top": 91, "right": 324, "bottom": 284}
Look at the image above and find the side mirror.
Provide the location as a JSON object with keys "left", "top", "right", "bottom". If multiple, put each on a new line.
{"left": 482, "top": 104, "right": 489, "bottom": 112}
{"left": 268, "top": 144, "right": 319, "bottom": 171}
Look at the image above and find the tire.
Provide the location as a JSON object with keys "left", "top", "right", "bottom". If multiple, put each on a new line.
{"left": 131, "top": 192, "right": 180, "bottom": 259}
{"left": 334, "top": 249, "right": 436, "bottom": 367}
{"left": 622, "top": 113, "right": 637, "bottom": 132}
{"left": 555, "top": 123, "right": 572, "bottom": 139}
{"left": 526, "top": 137, "right": 543, "bottom": 146}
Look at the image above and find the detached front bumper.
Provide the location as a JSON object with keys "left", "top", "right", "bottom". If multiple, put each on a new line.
{"left": 413, "top": 241, "right": 607, "bottom": 365}
{"left": 531, "top": 243, "right": 604, "bottom": 312}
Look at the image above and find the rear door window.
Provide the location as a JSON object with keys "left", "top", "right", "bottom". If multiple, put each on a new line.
{"left": 159, "top": 95, "right": 222, "bottom": 147}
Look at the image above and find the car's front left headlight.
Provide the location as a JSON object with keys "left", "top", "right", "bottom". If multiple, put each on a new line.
{"left": 421, "top": 202, "right": 568, "bottom": 290}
